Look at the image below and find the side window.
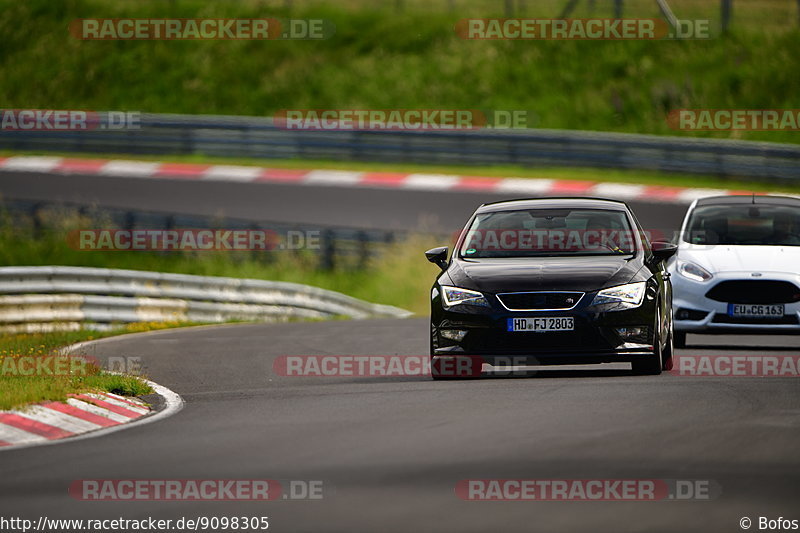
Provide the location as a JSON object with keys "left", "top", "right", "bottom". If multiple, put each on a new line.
{"left": 629, "top": 211, "right": 652, "bottom": 255}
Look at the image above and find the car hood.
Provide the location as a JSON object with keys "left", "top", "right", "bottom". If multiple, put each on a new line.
{"left": 447, "top": 256, "right": 641, "bottom": 293}
{"left": 676, "top": 244, "right": 800, "bottom": 275}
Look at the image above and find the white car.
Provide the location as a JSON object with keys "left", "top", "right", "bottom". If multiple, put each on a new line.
{"left": 668, "top": 195, "right": 800, "bottom": 347}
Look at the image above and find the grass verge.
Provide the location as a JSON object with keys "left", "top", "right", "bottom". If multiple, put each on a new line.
{"left": 0, "top": 0, "right": 798, "bottom": 144}
{"left": 0, "top": 324, "right": 199, "bottom": 411}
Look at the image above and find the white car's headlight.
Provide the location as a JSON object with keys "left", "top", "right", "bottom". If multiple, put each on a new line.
{"left": 677, "top": 260, "right": 713, "bottom": 282}
{"left": 441, "top": 286, "right": 490, "bottom": 307}
{"left": 593, "top": 282, "right": 646, "bottom": 307}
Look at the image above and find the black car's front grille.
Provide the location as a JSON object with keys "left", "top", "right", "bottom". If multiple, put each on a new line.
{"left": 705, "top": 280, "right": 800, "bottom": 304}
{"left": 712, "top": 314, "right": 799, "bottom": 325}
{"left": 496, "top": 292, "right": 584, "bottom": 311}
{"left": 467, "top": 330, "right": 610, "bottom": 353}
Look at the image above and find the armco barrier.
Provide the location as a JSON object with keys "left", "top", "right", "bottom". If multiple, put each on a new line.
{"left": 0, "top": 266, "right": 412, "bottom": 332}
{"left": 1, "top": 113, "right": 798, "bottom": 181}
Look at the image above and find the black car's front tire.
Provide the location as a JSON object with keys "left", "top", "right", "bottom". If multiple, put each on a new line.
{"left": 631, "top": 306, "right": 664, "bottom": 375}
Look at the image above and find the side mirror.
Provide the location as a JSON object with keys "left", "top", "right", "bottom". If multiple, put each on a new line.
{"left": 651, "top": 241, "right": 678, "bottom": 261}
{"left": 425, "top": 246, "right": 449, "bottom": 270}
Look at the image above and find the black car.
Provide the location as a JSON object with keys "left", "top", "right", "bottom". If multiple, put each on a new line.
{"left": 425, "top": 197, "right": 677, "bottom": 378}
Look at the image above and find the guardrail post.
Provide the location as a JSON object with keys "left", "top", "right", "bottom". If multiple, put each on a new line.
{"left": 721, "top": 0, "right": 732, "bottom": 32}
{"left": 357, "top": 230, "right": 369, "bottom": 270}
{"left": 559, "top": 0, "right": 580, "bottom": 18}
{"left": 30, "top": 203, "right": 43, "bottom": 238}
{"left": 320, "top": 229, "right": 335, "bottom": 270}
{"left": 124, "top": 211, "right": 135, "bottom": 232}
{"left": 250, "top": 223, "right": 265, "bottom": 262}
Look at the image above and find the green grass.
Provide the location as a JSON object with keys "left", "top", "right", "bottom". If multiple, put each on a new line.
{"left": 0, "top": 0, "right": 798, "bottom": 144}
{"left": 0, "top": 326, "right": 180, "bottom": 410}
{"left": 3, "top": 149, "right": 799, "bottom": 194}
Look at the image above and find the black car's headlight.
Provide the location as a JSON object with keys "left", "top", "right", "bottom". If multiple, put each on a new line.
{"left": 592, "top": 282, "right": 646, "bottom": 308}
{"left": 441, "top": 286, "right": 490, "bottom": 308}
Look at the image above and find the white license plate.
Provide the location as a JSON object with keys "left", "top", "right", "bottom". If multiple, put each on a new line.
{"left": 507, "top": 317, "right": 575, "bottom": 332}
{"left": 727, "top": 303, "right": 785, "bottom": 318}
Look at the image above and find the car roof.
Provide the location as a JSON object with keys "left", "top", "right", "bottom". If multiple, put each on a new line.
{"left": 477, "top": 197, "right": 629, "bottom": 213}
{"left": 694, "top": 195, "right": 800, "bottom": 207}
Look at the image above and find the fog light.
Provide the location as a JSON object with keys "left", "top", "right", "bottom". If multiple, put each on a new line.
{"left": 676, "top": 308, "right": 708, "bottom": 321}
{"left": 440, "top": 329, "right": 468, "bottom": 342}
{"left": 615, "top": 326, "right": 649, "bottom": 343}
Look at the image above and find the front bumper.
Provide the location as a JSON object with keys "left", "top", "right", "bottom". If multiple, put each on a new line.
{"left": 670, "top": 270, "right": 800, "bottom": 334}
{"left": 431, "top": 294, "right": 658, "bottom": 365}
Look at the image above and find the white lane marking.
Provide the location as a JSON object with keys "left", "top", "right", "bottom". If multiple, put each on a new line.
{"left": 13, "top": 406, "right": 100, "bottom": 433}
{"left": 1, "top": 156, "right": 63, "bottom": 172}
{"left": 0, "top": 423, "right": 48, "bottom": 445}
{"left": 303, "top": 170, "right": 363, "bottom": 186}
{"left": 676, "top": 188, "right": 730, "bottom": 203}
{"left": 100, "top": 160, "right": 161, "bottom": 177}
{"left": 590, "top": 183, "right": 647, "bottom": 200}
{"left": 496, "top": 178, "right": 556, "bottom": 194}
{"left": 83, "top": 393, "right": 149, "bottom": 415}
{"left": 66, "top": 398, "right": 130, "bottom": 423}
{"left": 202, "top": 165, "right": 262, "bottom": 182}
{"left": 402, "top": 174, "right": 460, "bottom": 190}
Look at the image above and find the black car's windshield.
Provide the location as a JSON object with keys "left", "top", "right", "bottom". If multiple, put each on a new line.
{"left": 684, "top": 204, "right": 800, "bottom": 246}
{"left": 459, "top": 208, "right": 636, "bottom": 258}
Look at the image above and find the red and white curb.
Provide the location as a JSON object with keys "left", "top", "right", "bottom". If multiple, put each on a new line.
{"left": 0, "top": 155, "right": 782, "bottom": 204}
{"left": 0, "top": 380, "right": 183, "bottom": 451}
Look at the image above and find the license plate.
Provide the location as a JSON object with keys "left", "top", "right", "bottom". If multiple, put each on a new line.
{"left": 727, "top": 303, "right": 785, "bottom": 318}
{"left": 507, "top": 317, "right": 575, "bottom": 332}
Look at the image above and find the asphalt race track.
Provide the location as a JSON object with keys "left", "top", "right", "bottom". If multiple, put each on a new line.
{"left": 0, "top": 171, "right": 687, "bottom": 233}
{"left": 1, "top": 172, "right": 798, "bottom": 532}
{"left": 0, "top": 320, "right": 798, "bottom": 532}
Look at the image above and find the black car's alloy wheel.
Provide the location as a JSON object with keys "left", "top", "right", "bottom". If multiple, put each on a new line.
{"left": 631, "top": 306, "right": 663, "bottom": 375}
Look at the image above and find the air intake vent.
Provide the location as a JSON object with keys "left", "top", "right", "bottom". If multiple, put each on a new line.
{"left": 497, "top": 292, "right": 584, "bottom": 311}
{"left": 705, "top": 280, "right": 800, "bottom": 304}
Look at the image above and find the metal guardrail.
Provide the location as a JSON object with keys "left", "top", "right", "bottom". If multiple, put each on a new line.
{"left": 2, "top": 199, "right": 401, "bottom": 271}
{"left": 0, "top": 266, "right": 412, "bottom": 333}
{"left": 1, "top": 113, "right": 799, "bottom": 182}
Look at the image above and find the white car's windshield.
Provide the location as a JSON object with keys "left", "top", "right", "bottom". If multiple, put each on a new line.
{"left": 684, "top": 204, "right": 800, "bottom": 246}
